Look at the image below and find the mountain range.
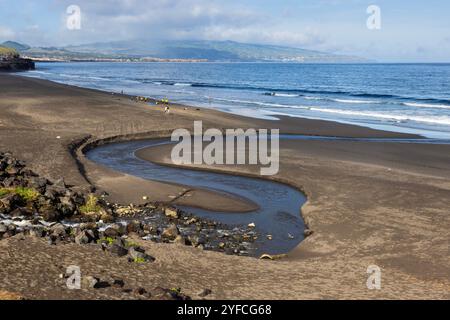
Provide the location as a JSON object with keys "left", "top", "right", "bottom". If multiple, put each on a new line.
{"left": 1, "top": 39, "right": 368, "bottom": 63}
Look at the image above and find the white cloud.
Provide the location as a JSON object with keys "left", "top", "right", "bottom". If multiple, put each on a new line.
{"left": 0, "top": 26, "right": 15, "bottom": 40}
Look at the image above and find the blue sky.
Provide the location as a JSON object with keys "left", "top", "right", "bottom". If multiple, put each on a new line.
{"left": 0, "top": 0, "right": 449, "bottom": 62}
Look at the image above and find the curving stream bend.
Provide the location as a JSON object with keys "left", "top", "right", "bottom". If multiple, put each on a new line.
{"left": 85, "top": 135, "right": 450, "bottom": 255}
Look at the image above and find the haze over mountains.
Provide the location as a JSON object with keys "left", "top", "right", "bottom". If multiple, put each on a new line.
{"left": 1, "top": 39, "right": 368, "bottom": 63}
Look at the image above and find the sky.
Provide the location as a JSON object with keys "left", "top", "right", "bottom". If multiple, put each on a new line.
{"left": 0, "top": 0, "right": 449, "bottom": 62}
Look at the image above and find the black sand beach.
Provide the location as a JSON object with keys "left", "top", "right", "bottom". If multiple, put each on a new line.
{"left": 0, "top": 73, "right": 449, "bottom": 299}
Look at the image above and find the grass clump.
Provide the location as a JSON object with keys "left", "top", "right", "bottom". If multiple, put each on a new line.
{"left": 97, "top": 237, "right": 115, "bottom": 245}
{"left": 0, "top": 188, "right": 11, "bottom": 197}
{"left": 79, "top": 194, "right": 102, "bottom": 214}
{"left": 14, "top": 187, "right": 40, "bottom": 201}
{"left": 125, "top": 241, "right": 140, "bottom": 248}
{"left": 133, "top": 257, "right": 147, "bottom": 263}
{"left": 0, "top": 187, "right": 39, "bottom": 201}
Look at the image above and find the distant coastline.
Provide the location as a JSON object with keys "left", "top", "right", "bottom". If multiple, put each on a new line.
{"left": 23, "top": 56, "right": 209, "bottom": 63}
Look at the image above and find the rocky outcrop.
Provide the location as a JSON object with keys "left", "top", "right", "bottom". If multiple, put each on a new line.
{"left": 0, "top": 151, "right": 257, "bottom": 256}
{"left": 0, "top": 57, "right": 35, "bottom": 72}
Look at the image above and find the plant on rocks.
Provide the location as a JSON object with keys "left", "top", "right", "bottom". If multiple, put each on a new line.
{"left": 79, "top": 194, "right": 102, "bottom": 214}
{"left": 0, "top": 187, "right": 39, "bottom": 202}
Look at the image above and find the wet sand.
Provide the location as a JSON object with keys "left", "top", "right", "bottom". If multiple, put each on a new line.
{"left": 0, "top": 73, "right": 449, "bottom": 299}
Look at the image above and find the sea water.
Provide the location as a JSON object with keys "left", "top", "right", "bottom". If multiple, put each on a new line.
{"left": 23, "top": 62, "right": 450, "bottom": 138}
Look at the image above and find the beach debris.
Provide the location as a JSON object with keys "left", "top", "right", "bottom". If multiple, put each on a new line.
{"left": 259, "top": 253, "right": 287, "bottom": 260}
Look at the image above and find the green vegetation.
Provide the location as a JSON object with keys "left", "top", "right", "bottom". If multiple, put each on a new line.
{"left": 97, "top": 237, "right": 115, "bottom": 245}
{"left": 133, "top": 257, "right": 147, "bottom": 263}
{"left": 125, "top": 241, "right": 140, "bottom": 248}
{"left": 79, "top": 194, "right": 102, "bottom": 214}
{"left": 0, "top": 187, "right": 39, "bottom": 201}
{"left": 0, "top": 46, "right": 19, "bottom": 58}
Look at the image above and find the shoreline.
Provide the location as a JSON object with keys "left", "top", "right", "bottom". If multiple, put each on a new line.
{"left": 1, "top": 73, "right": 449, "bottom": 299}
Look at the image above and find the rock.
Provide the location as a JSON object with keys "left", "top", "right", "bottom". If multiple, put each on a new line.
{"left": 198, "top": 289, "right": 212, "bottom": 297}
{"left": 134, "top": 287, "right": 149, "bottom": 297}
{"left": 126, "top": 220, "right": 142, "bottom": 234}
{"left": 248, "top": 222, "right": 256, "bottom": 228}
{"left": 304, "top": 229, "right": 314, "bottom": 237}
{"left": 29, "top": 226, "right": 46, "bottom": 238}
{"left": 152, "top": 287, "right": 190, "bottom": 301}
{"left": 109, "top": 244, "right": 128, "bottom": 257}
{"left": 39, "top": 207, "right": 60, "bottom": 222}
{"left": 0, "top": 193, "right": 21, "bottom": 212}
{"left": 267, "top": 235, "right": 273, "bottom": 240}
{"left": 162, "top": 224, "right": 179, "bottom": 240}
{"left": 188, "top": 234, "right": 206, "bottom": 248}
{"left": 113, "top": 279, "right": 125, "bottom": 288}
{"left": 164, "top": 207, "right": 179, "bottom": 219}
{"left": 75, "top": 230, "right": 95, "bottom": 244}
{"left": 28, "top": 177, "right": 48, "bottom": 193}
{"left": 50, "top": 223, "right": 67, "bottom": 238}
{"left": 186, "top": 218, "right": 197, "bottom": 225}
{"left": 103, "top": 227, "right": 119, "bottom": 238}
{"left": 174, "top": 235, "right": 186, "bottom": 245}
{"left": 51, "top": 178, "right": 67, "bottom": 193}
{"left": 129, "top": 247, "right": 155, "bottom": 262}
{"left": 9, "top": 207, "right": 33, "bottom": 217}
{"left": 0, "top": 224, "right": 7, "bottom": 234}
{"left": 82, "top": 276, "right": 99, "bottom": 289}
{"left": 94, "top": 281, "right": 111, "bottom": 289}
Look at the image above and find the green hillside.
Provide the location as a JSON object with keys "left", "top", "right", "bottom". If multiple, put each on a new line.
{"left": 0, "top": 46, "right": 19, "bottom": 58}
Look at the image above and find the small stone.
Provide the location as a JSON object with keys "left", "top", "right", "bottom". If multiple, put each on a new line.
{"left": 94, "top": 281, "right": 111, "bottom": 289}
{"left": 50, "top": 223, "right": 67, "bottom": 238}
{"left": 162, "top": 224, "right": 179, "bottom": 240}
{"left": 104, "top": 227, "right": 119, "bottom": 238}
{"left": 304, "top": 229, "right": 314, "bottom": 237}
{"left": 248, "top": 223, "right": 256, "bottom": 228}
{"left": 174, "top": 235, "right": 186, "bottom": 245}
{"left": 109, "top": 244, "right": 128, "bottom": 257}
{"left": 259, "top": 254, "right": 274, "bottom": 260}
{"left": 113, "top": 279, "right": 125, "bottom": 288}
{"left": 75, "top": 230, "right": 94, "bottom": 244}
{"left": 198, "top": 289, "right": 212, "bottom": 297}
{"left": 142, "top": 196, "right": 148, "bottom": 201}
{"left": 83, "top": 276, "right": 99, "bottom": 289}
{"left": 129, "top": 247, "right": 155, "bottom": 262}
{"left": 134, "top": 287, "right": 148, "bottom": 296}
{"left": 164, "top": 207, "right": 179, "bottom": 219}
{"left": 267, "top": 235, "right": 273, "bottom": 240}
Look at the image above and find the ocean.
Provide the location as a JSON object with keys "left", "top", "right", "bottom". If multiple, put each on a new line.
{"left": 23, "top": 62, "right": 450, "bottom": 139}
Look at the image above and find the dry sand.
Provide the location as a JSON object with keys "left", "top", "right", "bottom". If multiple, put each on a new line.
{"left": 0, "top": 73, "right": 449, "bottom": 299}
